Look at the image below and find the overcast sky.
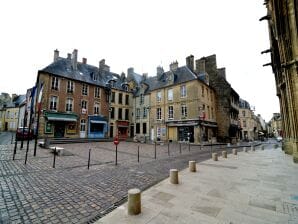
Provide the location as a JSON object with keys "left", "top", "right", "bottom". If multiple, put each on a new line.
{"left": 0, "top": 0, "right": 279, "bottom": 121}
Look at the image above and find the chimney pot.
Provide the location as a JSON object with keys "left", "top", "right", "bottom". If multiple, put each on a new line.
{"left": 186, "top": 55, "right": 194, "bottom": 71}
{"left": 169, "top": 61, "right": 178, "bottom": 71}
{"left": 82, "top": 57, "right": 87, "bottom": 64}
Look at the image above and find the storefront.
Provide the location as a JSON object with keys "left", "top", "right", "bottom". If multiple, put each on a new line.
{"left": 88, "top": 115, "right": 108, "bottom": 138}
{"left": 44, "top": 111, "right": 78, "bottom": 138}
{"left": 117, "top": 120, "right": 129, "bottom": 140}
{"left": 167, "top": 121, "right": 198, "bottom": 143}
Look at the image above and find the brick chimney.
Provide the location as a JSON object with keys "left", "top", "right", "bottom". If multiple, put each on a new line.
{"left": 82, "top": 57, "right": 87, "bottom": 64}
{"left": 186, "top": 55, "right": 194, "bottom": 71}
{"left": 71, "top": 49, "right": 78, "bottom": 70}
{"left": 218, "top": 68, "right": 226, "bottom": 79}
{"left": 195, "top": 59, "right": 206, "bottom": 74}
{"left": 54, "top": 49, "right": 59, "bottom": 62}
{"left": 169, "top": 61, "right": 178, "bottom": 72}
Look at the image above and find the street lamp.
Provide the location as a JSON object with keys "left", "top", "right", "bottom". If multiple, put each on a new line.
{"left": 146, "top": 106, "right": 151, "bottom": 143}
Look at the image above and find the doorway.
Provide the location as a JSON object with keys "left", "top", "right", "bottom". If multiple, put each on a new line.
{"left": 54, "top": 122, "right": 65, "bottom": 138}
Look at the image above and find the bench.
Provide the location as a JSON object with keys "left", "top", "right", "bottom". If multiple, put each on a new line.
{"left": 49, "top": 146, "right": 64, "bottom": 156}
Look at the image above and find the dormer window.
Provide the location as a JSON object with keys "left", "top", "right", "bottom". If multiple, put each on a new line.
{"left": 92, "top": 73, "right": 97, "bottom": 81}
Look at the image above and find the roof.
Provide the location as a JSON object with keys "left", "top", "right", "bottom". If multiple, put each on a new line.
{"left": 40, "top": 57, "right": 129, "bottom": 92}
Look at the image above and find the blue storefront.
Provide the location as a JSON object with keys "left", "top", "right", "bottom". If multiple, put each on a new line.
{"left": 88, "top": 115, "right": 108, "bottom": 138}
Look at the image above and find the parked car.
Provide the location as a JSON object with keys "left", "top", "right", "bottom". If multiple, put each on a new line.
{"left": 16, "top": 127, "right": 34, "bottom": 140}
{"left": 276, "top": 136, "right": 283, "bottom": 142}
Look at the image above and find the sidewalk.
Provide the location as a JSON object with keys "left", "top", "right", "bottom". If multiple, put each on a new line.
{"left": 97, "top": 145, "right": 298, "bottom": 224}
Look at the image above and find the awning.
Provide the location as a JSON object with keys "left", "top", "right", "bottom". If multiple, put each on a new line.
{"left": 118, "top": 125, "right": 129, "bottom": 127}
{"left": 45, "top": 112, "right": 78, "bottom": 122}
{"left": 90, "top": 120, "right": 106, "bottom": 124}
{"left": 202, "top": 123, "right": 218, "bottom": 128}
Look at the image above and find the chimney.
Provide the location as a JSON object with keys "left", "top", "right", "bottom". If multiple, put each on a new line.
{"left": 127, "top": 67, "right": 134, "bottom": 80}
{"left": 67, "top": 53, "right": 71, "bottom": 60}
{"left": 195, "top": 59, "right": 206, "bottom": 74}
{"left": 82, "top": 57, "right": 87, "bottom": 64}
{"left": 71, "top": 49, "right": 78, "bottom": 70}
{"left": 54, "top": 49, "right": 59, "bottom": 62}
{"left": 156, "top": 66, "right": 164, "bottom": 77}
{"left": 169, "top": 61, "right": 178, "bottom": 71}
{"left": 142, "top": 73, "right": 148, "bottom": 81}
{"left": 203, "top": 54, "right": 217, "bottom": 78}
{"left": 99, "top": 59, "right": 110, "bottom": 72}
{"left": 186, "top": 55, "right": 194, "bottom": 71}
{"left": 218, "top": 68, "right": 226, "bottom": 79}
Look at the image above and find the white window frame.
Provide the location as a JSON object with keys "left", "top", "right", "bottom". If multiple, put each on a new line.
{"left": 168, "top": 106, "right": 174, "bottom": 119}
{"left": 143, "top": 107, "right": 147, "bottom": 118}
{"left": 80, "top": 119, "right": 86, "bottom": 131}
{"left": 82, "top": 84, "right": 88, "bottom": 96}
{"left": 157, "top": 91, "right": 162, "bottom": 102}
{"left": 180, "top": 85, "right": 187, "bottom": 98}
{"left": 167, "top": 89, "right": 173, "bottom": 101}
{"left": 94, "top": 103, "right": 100, "bottom": 115}
{"left": 81, "top": 100, "right": 87, "bottom": 109}
{"left": 66, "top": 98, "right": 73, "bottom": 112}
{"left": 67, "top": 80, "right": 74, "bottom": 93}
{"left": 181, "top": 105, "right": 187, "bottom": 118}
{"left": 50, "top": 96, "right": 58, "bottom": 111}
{"left": 136, "top": 108, "right": 140, "bottom": 119}
{"left": 157, "top": 108, "right": 161, "bottom": 120}
{"left": 140, "top": 94, "right": 144, "bottom": 105}
{"left": 51, "top": 76, "right": 59, "bottom": 90}
{"left": 95, "top": 87, "right": 100, "bottom": 98}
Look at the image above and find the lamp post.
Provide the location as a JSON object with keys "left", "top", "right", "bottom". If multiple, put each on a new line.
{"left": 146, "top": 106, "right": 151, "bottom": 143}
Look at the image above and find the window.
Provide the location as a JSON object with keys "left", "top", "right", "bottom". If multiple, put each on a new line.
{"left": 94, "top": 103, "right": 100, "bottom": 115}
{"left": 143, "top": 123, "right": 147, "bottom": 134}
{"left": 118, "top": 93, "right": 123, "bottom": 104}
{"left": 125, "top": 95, "right": 129, "bottom": 105}
{"left": 143, "top": 107, "right": 147, "bottom": 118}
{"left": 95, "top": 87, "right": 100, "bottom": 98}
{"left": 81, "top": 100, "right": 87, "bottom": 114}
{"left": 82, "top": 84, "right": 88, "bottom": 95}
{"left": 93, "top": 73, "right": 97, "bottom": 81}
{"left": 157, "top": 108, "right": 161, "bottom": 120}
{"left": 66, "top": 98, "right": 73, "bottom": 112}
{"left": 51, "top": 77, "right": 59, "bottom": 90}
{"left": 180, "top": 85, "right": 186, "bottom": 97}
{"left": 140, "top": 94, "right": 144, "bottom": 105}
{"left": 242, "top": 111, "right": 246, "bottom": 117}
{"left": 118, "top": 108, "right": 122, "bottom": 119}
{"left": 67, "top": 80, "right": 74, "bottom": 93}
{"left": 110, "top": 107, "right": 115, "bottom": 119}
{"left": 156, "top": 91, "right": 162, "bottom": 102}
{"left": 136, "top": 108, "right": 140, "bottom": 119}
{"left": 50, "top": 96, "right": 58, "bottom": 110}
{"left": 168, "top": 89, "right": 173, "bottom": 101}
{"left": 125, "top": 109, "right": 129, "bottom": 120}
{"left": 243, "top": 120, "right": 247, "bottom": 128}
{"left": 111, "top": 92, "right": 115, "bottom": 103}
{"left": 80, "top": 119, "right": 86, "bottom": 131}
{"left": 181, "top": 105, "right": 187, "bottom": 118}
{"left": 168, "top": 106, "right": 174, "bottom": 119}
{"left": 136, "top": 123, "right": 140, "bottom": 134}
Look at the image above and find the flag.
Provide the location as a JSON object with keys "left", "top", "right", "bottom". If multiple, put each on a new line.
{"left": 30, "top": 86, "right": 37, "bottom": 114}
{"left": 37, "top": 83, "right": 44, "bottom": 113}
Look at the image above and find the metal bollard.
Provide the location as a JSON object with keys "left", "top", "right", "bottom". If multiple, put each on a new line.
{"left": 168, "top": 142, "right": 170, "bottom": 156}
{"left": 115, "top": 145, "right": 118, "bottom": 165}
{"left": 87, "top": 148, "right": 91, "bottom": 169}
{"left": 179, "top": 143, "right": 182, "bottom": 154}
{"left": 137, "top": 145, "right": 140, "bottom": 163}
{"left": 154, "top": 142, "right": 156, "bottom": 159}
{"left": 53, "top": 147, "right": 56, "bottom": 168}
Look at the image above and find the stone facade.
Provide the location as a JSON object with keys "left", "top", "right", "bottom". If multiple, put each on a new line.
{"left": 262, "top": 0, "right": 298, "bottom": 162}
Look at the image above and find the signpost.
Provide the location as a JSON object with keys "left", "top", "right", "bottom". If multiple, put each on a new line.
{"left": 114, "top": 137, "right": 119, "bottom": 165}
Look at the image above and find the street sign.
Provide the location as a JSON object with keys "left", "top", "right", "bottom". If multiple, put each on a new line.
{"left": 114, "top": 137, "right": 119, "bottom": 145}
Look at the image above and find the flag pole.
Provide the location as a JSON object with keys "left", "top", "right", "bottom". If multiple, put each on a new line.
{"left": 34, "top": 83, "right": 43, "bottom": 156}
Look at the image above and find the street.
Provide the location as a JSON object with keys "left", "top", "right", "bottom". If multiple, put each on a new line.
{"left": 0, "top": 132, "right": 272, "bottom": 223}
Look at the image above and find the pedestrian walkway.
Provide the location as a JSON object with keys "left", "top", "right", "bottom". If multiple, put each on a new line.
{"left": 97, "top": 145, "right": 298, "bottom": 224}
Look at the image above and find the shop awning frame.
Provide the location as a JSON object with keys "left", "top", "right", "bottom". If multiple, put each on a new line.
{"left": 45, "top": 112, "right": 78, "bottom": 122}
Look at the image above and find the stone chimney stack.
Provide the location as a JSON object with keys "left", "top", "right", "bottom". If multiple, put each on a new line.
{"left": 82, "top": 57, "right": 87, "bottom": 64}
{"left": 54, "top": 49, "right": 59, "bottom": 62}
{"left": 142, "top": 73, "right": 148, "bottom": 81}
{"left": 169, "top": 61, "right": 179, "bottom": 72}
{"left": 195, "top": 59, "right": 206, "bottom": 74}
{"left": 186, "top": 55, "right": 194, "bottom": 71}
{"left": 71, "top": 49, "right": 78, "bottom": 70}
{"left": 127, "top": 67, "right": 134, "bottom": 80}
{"left": 157, "top": 66, "right": 164, "bottom": 78}
{"left": 67, "top": 53, "right": 71, "bottom": 60}
{"left": 99, "top": 59, "right": 110, "bottom": 72}
{"left": 218, "top": 68, "right": 226, "bottom": 79}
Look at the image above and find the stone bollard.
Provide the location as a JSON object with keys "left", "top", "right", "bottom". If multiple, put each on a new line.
{"left": 170, "top": 169, "right": 179, "bottom": 184}
{"left": 212, "top": 153, "right": 218, "bottom": 161}
{"left": 127, "top": 188, "right": 141, "bottom": 215}
{"left": 189, "top": 161, "right": 196, "bottom": 172}
{"left": 274, "top": 144, "right": 278, "bottom": 149}
{"left": 243, "top": 147, "right": 248, "bottom": 152}
{"left": 227, "top": 143, "right": 231, "bottom": 147}
{"left": 251, "top": 145, "right": 255, "bottom": 151}
{"left": 222, "top": 151, "right": 227, "bottom": 158}
{"left": 261, "top": 145, "right": 265, "bottom": 150}
{"left": 233, "top": 148, "right": 237, "bottom": 155}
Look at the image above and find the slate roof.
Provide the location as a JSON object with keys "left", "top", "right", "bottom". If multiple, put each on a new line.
{"left": 40, "top": 57, "right": 129, "bottom": 91}
{"left": 143, "top": 66, "right": 198, "bottom": 92}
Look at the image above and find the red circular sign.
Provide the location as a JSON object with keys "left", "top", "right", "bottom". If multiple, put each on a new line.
{"left": 114, "top": 140, "right": 119, "bottom": 145}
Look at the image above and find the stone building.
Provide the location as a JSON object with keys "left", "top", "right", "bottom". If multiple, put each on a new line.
{"left": 146, "top": 59, "right": 217, "bottom": 144}
{"left": 35, "top": 49, "right": 113, "bottom": 138}
{"left": 268, "top": 113, "right": 282, "bottom": 138}
{"left": 202, "top": 55, "right": 241, "bottom": 143}
{"left": 239, "top": 99, "right": 255, "bottom": 141}
{"left": 261, "top": 0, "right": 298, "bottom": 161}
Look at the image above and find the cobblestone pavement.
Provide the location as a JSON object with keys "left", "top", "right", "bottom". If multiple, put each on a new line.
{"left": 0, "top": 137, "right": 264, "bottom": 224}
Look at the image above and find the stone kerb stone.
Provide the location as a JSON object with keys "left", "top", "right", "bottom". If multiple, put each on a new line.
{"left": 222, "top": 151, "right": 227, "bottom": 158}
{"left": 170, "top": 169, "right": 179, "bottom": 184}
{"left": 127, "top": 188, "right": 141, "bottom": 215}
{"left": 212, "top": 153, "right": 218, "bottom": 161}
{"left": 189, "top": 161, "right": 196, "bottom": 172}
{"left": 232, "top": 148, "right": 237, "bottom": 155}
